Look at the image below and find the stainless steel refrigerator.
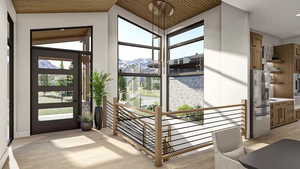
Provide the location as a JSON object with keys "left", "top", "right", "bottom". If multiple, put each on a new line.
{"left": 250, "top": 69, "right": 270, "bottom": 138}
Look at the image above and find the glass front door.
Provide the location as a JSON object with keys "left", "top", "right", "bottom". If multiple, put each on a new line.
{"left": 31, "top": 47, "right": 80, "bottom": 134}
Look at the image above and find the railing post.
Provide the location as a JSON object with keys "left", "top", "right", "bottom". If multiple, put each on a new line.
{"left": 142, "top": 124, "right": 146, "bottom": 147}
{"left": 241, "top": 99, "right": 247, "bottom": 136}
{"left": 155, "top": 106, "right": 162, "bottom": 167}
{"left": 102, "top": 96, "right": 107, "bottom": 128}
{"left": 112, "top": 97, "right": 118, "bottom": 135}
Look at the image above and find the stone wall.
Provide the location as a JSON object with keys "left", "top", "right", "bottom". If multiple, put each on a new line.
{"left": 169, "top": 76, "right": 204, "bottom": 111}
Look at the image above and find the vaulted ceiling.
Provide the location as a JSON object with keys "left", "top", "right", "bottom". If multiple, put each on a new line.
{"left": 12, "top": 0, "right": 221, "bottom": 29}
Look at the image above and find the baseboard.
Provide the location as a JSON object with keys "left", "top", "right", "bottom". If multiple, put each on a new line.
{"left": 15, "top": 131, "right": 30, "bottom": 138}
{"left": 0, "top": 149, "right": 8, "bottom": 169}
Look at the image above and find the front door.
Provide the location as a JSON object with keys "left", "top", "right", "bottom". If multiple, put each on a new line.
{"left": 31, "top": 47, "right": 81, "bottom": 134}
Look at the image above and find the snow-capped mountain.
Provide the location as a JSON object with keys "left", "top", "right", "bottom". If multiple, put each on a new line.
{"left": 119, "top": 58, "right": 157, "bottom": 73}
{"left": 38, "top": 60, "right": 59, "bottom": 69}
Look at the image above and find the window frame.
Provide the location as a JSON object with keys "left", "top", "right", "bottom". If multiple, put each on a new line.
{"left": 8, "top": 13, "right": 14, "bottom": 145}
{"left": 166, "top": 21, "right": 204, "bottom": 111}
{"left": 117, "top": 16, "right": 163, "bottom": 108}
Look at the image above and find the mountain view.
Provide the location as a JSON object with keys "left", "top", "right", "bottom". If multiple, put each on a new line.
{"left": 119, "top": 58, "right": 158, "bottom": 74}
{"left": 38, "top": 60, "right": 59, "bottom": 69}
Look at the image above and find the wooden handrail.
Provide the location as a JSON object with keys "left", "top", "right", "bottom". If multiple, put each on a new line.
{"left": 162, "top": 103, "right": 246, "bottom": 115}
{"left": 115, "top": 103, "right": 156, "bottom": 115}
{"left": 108, "top": 97, "right": 248, "bottom": 167}
{"left": 155, "top": 106, "right": 163, "bottom": 167}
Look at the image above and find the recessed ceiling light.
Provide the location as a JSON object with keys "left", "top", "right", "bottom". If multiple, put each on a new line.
{"left": 297, "top": 13, "right": 300, "bottom": 16}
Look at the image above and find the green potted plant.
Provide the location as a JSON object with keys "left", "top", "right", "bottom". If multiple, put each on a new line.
{"left": 91, "top": 71, "right": 112, "bottom": 130}
{"left": 81, "top": 112, "right": 93, "bottom": 131}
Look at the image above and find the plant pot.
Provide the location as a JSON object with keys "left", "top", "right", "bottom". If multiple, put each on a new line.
{"left": 81, "top": 121, "right": 93, "bottom": 131}
{"left": 94, "top": 106, "right": 103, "bottom": 130}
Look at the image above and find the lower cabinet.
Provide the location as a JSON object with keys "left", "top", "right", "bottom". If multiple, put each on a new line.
{"left": 271, "top": 101, "right": 296, "bottom": 129}
{"left": 296, "top": 109, "right": 300, "bottom": 120}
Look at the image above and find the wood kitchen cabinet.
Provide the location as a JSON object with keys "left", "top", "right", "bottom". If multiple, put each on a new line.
{"left": 295, "top": 58, "right": 300, "bottom": 74}
{"left": 270, "top": 101, "right": 295, "bottom": 129}
{"left": 250, "top": 32, "right": 263, "bottom": 70}
{"left": 273, "top": 44, "right": 300, "bottom": 98}
{"left": 296, "top": 109, "right": 300, "bottom": 120}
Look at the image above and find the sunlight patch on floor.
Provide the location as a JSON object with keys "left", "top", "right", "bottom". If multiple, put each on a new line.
{"left": 103, "top": 135, "right": 141, "bottom": 155}
{"left": 64, "top": 146, "right": 122, "bottom": 167}
{"left": 51, "top": 135, "right": 95, "bottom": 148}
{"left": 7, "top": 147, "right": 20, "bottom": 169}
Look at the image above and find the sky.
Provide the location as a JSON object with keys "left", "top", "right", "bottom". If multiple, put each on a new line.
{"left": 36, "top": 41, "right": 83, "bottom": 51}
{"left": 35, "top": 18, "right": 204, "bottom": 62}
{"left": 118, "top": 17, "right": 204, "bottom": 61}
{"left": 36, "top": 41, "right": 82, "bottom": 68}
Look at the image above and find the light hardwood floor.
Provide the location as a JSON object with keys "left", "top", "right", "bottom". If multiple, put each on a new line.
{"left": 4, "top": 121, "right": 300, "bottom": 169}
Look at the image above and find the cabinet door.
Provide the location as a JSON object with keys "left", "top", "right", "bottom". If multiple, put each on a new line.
{"left": 295, "top": 58, "right": 300, "bottom": 73}
{"left": 296, "top": 46, "right": 300, "bottom": 56}
{"left": 277, "top": 102, "right": 285, "bottom": 124}
{"left": 296, "top": 109, "right": 300, "bottom": 120}
{"left": 252, "top": 48, "right": 262, "bottom": 69}
{"left": 251, "top": 32, "right": 263, "bottom": 70}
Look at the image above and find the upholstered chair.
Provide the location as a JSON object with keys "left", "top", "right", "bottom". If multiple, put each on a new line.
{"left": 212, "top": 126, "right": 248, "bottom": 169}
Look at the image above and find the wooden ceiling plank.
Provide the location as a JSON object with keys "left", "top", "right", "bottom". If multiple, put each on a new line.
{"left": 13, "top": 0, "right": 221, "bottom": 29}
{"left": 13, "top": 0, "right": 117, "bottom": 13}
{"left": 116, "top": 0, "right": 221, "bottom": 29}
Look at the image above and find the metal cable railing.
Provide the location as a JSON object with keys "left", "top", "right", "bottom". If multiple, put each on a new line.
{"left": 102, "top": 97, "right": 247, "bottom": 167}
{"left": 160, "top": 102, "right": 247, "bottom": 159}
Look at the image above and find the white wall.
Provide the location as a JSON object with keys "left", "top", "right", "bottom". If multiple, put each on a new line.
{"left": 220, "top": 2, "right": 249, "bottom": 105}
{"left": 0, "top": 0, "right": 16, "bottom": 167}
{"left": 15, "top": 13, "right": 108, "bottom": 137}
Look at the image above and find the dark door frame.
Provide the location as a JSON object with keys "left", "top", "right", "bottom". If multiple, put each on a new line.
{"left": 8, "top": 13, "right": 14, "bottom": 144}
{"left": 31, "top": 47, "right": 82, "bottom": 134}
{"left": 30, "top": 26, "right": 93, "bottom": 135}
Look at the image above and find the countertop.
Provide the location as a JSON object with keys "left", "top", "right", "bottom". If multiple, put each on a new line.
{"left": 269, "top": 98, "right": 295, "bottom": 103}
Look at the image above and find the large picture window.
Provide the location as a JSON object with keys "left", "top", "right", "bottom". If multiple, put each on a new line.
{"left": 118, "top": 17, "right": 161, "bottom": 110}
{"left": 167, "top": 21, "right": 204, "bottom": 111}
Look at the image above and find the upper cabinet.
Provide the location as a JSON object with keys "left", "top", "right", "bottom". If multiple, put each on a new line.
{"left": 273, "top": 44, "right": 300, "bottom": 98}
{"left": 295, "top": 45, "right": 300, "bottom": 73}
{"left": 250, "top": 32, "right": 263, "bottom": 70}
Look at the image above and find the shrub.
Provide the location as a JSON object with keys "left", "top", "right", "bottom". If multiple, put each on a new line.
{"left": 176, "top": 104, "right": 204, "bottom": 124}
